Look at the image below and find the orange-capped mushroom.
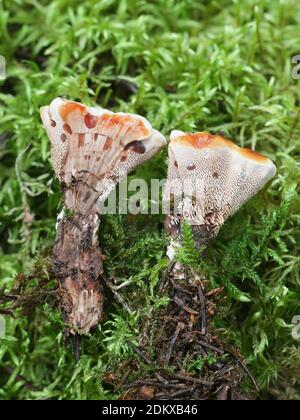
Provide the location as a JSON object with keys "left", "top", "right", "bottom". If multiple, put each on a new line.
{"left": 40, "top": 98, "right": 166, "bottom": 334}
{"left": 164, "top": 130, "right": 276, "bottom": 248}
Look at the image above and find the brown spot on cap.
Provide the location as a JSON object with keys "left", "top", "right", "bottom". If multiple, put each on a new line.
{"left": 213, "top": 172, "right": 219, "bottom": 179}
{"left": 103, "top": 137, "right": 113, "bottom": 151}
{"left": 100, "top": 114, "right": 151, "bottom": 140}
{"left": 61, "top": 133, "right": 67, "bottom": 142}
{"left": 78, "top": 133, "right": 85, "bottom": 147}
{"left": 63, "top": 123, "right": 73, "bottom": 134}
{"left": 84, "top": 113, "right": 98, "bottom": 129}
{"left": 174, "top": 161, "right": 178, "bottom": 168}
{"left": 187, "top": 163, "right": 196, "bottom": 171}
{"left": 124, "top": 140, "right": 146, "bottom": 154}
{"left": 51, "top": 119, "right": 56, "bottom": 127}
{"left": 173, "top": 132, "right": 215, "bottom": 149}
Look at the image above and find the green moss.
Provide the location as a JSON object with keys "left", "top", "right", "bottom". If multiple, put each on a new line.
{"left": 0, "top": 0, "right": 299, "bottom": 400}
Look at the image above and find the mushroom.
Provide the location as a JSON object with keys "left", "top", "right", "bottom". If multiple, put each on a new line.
{"left": 164, "top": 130, "right": 276, "bottom": 257}
{"left": 40, "top": 98, "right": 166, "bottom": 334}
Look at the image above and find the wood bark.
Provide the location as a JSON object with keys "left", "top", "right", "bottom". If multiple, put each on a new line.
{"left": 53, "top": 212, "right": 104, "bottom": 334}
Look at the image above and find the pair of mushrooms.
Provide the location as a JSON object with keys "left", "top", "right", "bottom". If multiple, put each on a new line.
{"left": 40, "top": 98, "right": 276, "bottom": 334}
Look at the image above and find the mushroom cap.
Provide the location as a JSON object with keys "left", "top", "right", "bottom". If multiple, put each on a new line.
{"left": 164, "top": 131, "right": 276, "bottom": 238}
{"left": 40, "top": 98, "right": 166, "bottom": 212}
{"left": 40, "top": 98, "right": 166, "bottom": 179}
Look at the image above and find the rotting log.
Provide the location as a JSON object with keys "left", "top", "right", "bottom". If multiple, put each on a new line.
{"left": 54, "top": 212, "right": 104, "bottom": 334}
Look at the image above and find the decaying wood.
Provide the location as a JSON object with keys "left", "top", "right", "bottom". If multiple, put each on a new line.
{"left": 111, "top": 203, "right": 252, "bottom": 400}
{"left": 112, "top": 264, "right": 252, "bottom": 400}
{"left": 54, "top": 212, "right": 104, "bottom": 334}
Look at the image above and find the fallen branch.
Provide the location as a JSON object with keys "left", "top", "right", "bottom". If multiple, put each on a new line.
{"left": 164, "top": 322, "right": 184, "bottom": 366}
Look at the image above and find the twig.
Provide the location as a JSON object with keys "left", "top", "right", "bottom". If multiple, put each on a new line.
{"left": 172, "top": 373, "right": 214, "bottom": 386}
{"left": 117, "top": 368, "right": 132, "bottom": 389}
{"left": 103, "top": 277, "right": 133, "bottom": 313}
{"left": 154, "top": 373, "right": 169, "bottom": 385}
{"left": 164, "top": 322, "right": 184, "bottom": 366}
{"left": 169, "top": 386, "right": 197, "bottom": 398}
{"left": 113, "top": 279, "right": 133, "bottom": 290}
{"left": 199, "top": 345, "right": 208, "bottom": 358}
{"left": 169, "top": 278, "right": 193, "bottom": 295}
{"left": 123, "top": 381, "right": 154, "bottom": 389}
{"left": 197, "top": 285, "right": 207, "bottom": 335}
{"left": 205, "top": 287, "right": 224, "bottom": 298}
{"left": 73, "top": 334, "right": 81, "bottom": 361}
{"left": 173, "top": 295, "right": 199, "bottom": 315}
{"left": 127, "top": 341, "right": 152, "bottom": 365}
{"left": 198, "top": 340, "right": 224, "bottom": 354}
{"left": 225, "top": 346, "right": 259, "bottom": 392}
{"left": 158, "top": 261, "right": 175, "bottom": 295}
{"left": 237, "top": 359, "right": 259, "bottom": 392}
{"left": 0, "top": 292, "right": 19, "bottom": 302}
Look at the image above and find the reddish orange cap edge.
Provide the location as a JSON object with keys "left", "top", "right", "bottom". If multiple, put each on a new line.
{"left": 58, "top": 101, "right": 151, "bottom": 137}
{"left": 171, "top": 132, "right": 271, "bottom": 164}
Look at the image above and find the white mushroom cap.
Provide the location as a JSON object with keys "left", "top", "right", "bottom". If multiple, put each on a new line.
{"left": 40, "top": 98, "right": 166, "bottom": 213}
{"left": 164, "top": 131, "right": 276, "bottom": 240}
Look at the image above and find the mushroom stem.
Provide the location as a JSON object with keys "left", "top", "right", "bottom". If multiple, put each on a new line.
{"left": 54, "top": 211, "right": 103, "bottom": 334}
